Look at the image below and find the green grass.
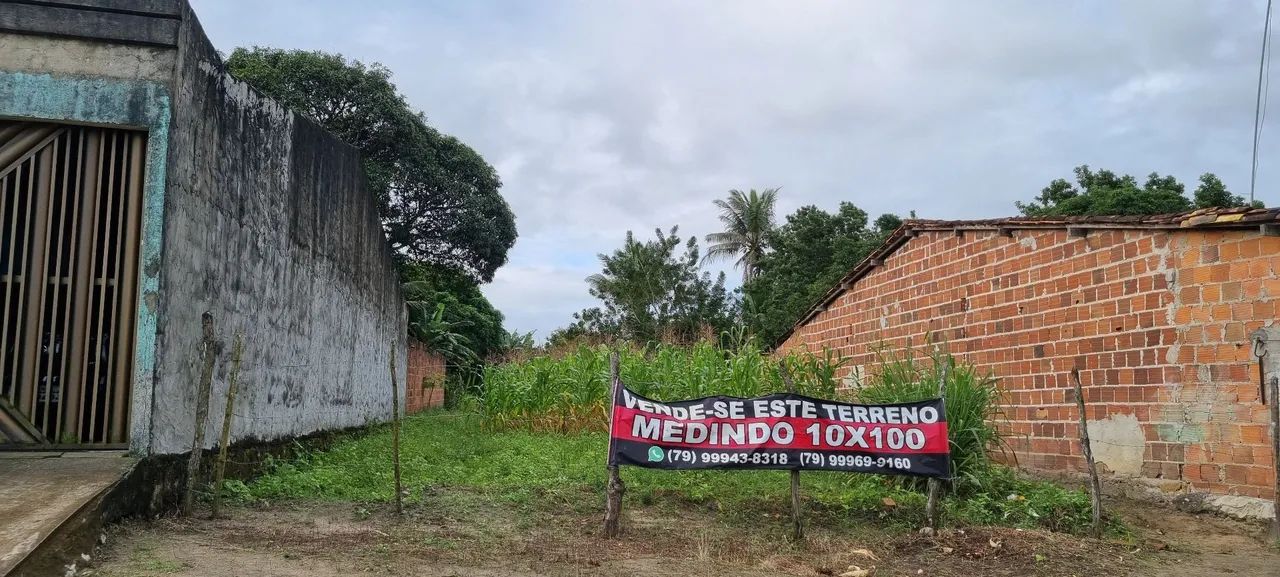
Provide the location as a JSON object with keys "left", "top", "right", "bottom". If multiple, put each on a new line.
{"left": 124, "top": 545, "right": 189, "bottom": 575}
{"left": 242, "top": 411, "right": 1122, "bottom": 536}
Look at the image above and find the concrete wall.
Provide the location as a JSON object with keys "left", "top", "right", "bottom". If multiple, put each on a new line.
{"left": 780, "top": 225, "right": 1279, "bottom": 501}
{"left": 147, "top": 2, "right": 406, "bottom": 454}
{"left": 0, "top": 0, "right": 407, "bottom": 452}
{"left": 0, "top": 33, "right": 175, "bottom": 81}
{"left": 0, "top": 0, "right": 180, "bottom": 47}
{"left": 0, "top": 0, "right": 409, "bottom": 454}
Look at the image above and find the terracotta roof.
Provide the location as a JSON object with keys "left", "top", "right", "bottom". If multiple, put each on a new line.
{"left": 906, "top": 206, "right": 1280, "bottom": 230}
{"left": 775, "top": 207, "right": 1280, "bottom": 347}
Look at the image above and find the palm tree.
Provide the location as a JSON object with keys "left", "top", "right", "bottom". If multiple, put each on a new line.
{"left": 703, "top": 188, "right": 778, "bottom": 284}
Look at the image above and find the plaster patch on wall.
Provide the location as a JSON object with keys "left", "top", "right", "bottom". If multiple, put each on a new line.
{"left": 1156, "top": 422, "right": 1205, "bottom": 443}
{"left": 1087, "top": 413, "right": 1145, "bottom": 477}
{"left": 1155, "top": 233, "right": 1179, "bottom": 326}
{"left": 1018, "top": 235, "right": 1037, "bottom": 250}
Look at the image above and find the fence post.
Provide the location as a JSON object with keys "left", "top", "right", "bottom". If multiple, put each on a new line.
{"left": 1072, "top": 368, "right": 1104, "bottom": 538}
{"left": 211, "top": 333, "right": 244, "bottom": 519}
{"left": 604, "top": 351, "right": 626, "bottom": 538}
{"left": 391, "top": 344, "right": 403, "bottom": 517}
{"left": 926, "top": 357, "right": 949, "bottom": 529}
{"left": 182, "top": 312, "right": 217, "bottom": 517}
{"left": 778, "top": 363, "right": 804, "bottom": 542}
{"left": 1270, "top": 375, "right": 1279, "bottom": 540}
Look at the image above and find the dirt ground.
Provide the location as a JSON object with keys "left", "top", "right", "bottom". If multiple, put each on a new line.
{"left": 81, "top": 491, "right": 1278, "bottom": 577}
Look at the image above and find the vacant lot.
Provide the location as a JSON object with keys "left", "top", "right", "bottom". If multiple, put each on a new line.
{"left": 83, "top": 413, "right": 1279, "bottom": 577}
{"left": 85, "top": 494, "right": 1277, "bottom": 577}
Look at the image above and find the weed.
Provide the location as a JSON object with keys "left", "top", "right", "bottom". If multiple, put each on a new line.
{"left": 127, "top": 546, "right": 187, "bottom": 574}
{"left": 243, "top": 412, "right": 1115, "bottom": 536}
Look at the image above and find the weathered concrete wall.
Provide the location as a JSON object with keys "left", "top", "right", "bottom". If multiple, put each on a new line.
{"left": 0, "top": 0, "right": 406, "bottom": 455}
{"left": 0, "top": 0, "right": 180, "bottom": 48}
{"left": 147, "top": 3, "right": 406, "bottom": 454}
{"left": 0, "top": 32, "right": 175, "bottom": 82}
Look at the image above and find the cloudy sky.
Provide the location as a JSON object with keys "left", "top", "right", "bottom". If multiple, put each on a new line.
{"left": 191, "top": 0, "right": 1277, "bottom": 339}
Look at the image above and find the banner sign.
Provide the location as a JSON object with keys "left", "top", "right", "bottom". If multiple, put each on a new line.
{"left": 608, "top": 385, "right": 950, "bottom": 478}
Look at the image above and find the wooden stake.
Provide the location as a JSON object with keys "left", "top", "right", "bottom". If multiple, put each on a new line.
{"left": 391, "top": 344, "right": 403, "bottom": 517}
{"left": 604, "top": 350, "right": 626, "bottom": 538}
{"left": 778, "top": 364, "right": 804, "bottom": 542}
{"left": 182, "top": 312, "right": 217, "bottom": 517}
{"left": 211, "top": 333, "right": 243, "bottom": 519}
{"left": 1072, "top": 368, "right": 1104, "bottom": 538}
{"left": 1269, "top": 375, "right": 1279, "bottom": 540}
{"left": 926, "top": 358, "right": 949, "bottom": 529}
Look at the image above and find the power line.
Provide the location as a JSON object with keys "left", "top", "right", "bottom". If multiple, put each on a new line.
{"left": 1251, "top": 0, "right": 1274, "bottom": 204}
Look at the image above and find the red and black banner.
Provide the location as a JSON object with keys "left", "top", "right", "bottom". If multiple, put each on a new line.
{"left": 608, "top": 385, "right": 950, "bottom": 479}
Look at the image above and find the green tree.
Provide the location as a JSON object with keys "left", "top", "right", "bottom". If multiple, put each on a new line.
{"left": 1016, "top": 165, "right": 1255, "bottom": 217}
{"left": 744, "top": 203, "right": 894, "bottom": 345}
{"left": 1191, "top": 173, "right": 1259, "bottom": 209}
{"left": 226, "top": 48, "right": 517, "bottom": 282}
{"left": 560, "top": 227, "right": 734, "bottom": 343}
{"left": 703, "top": 188, "right": 779, "bottom": 283}
{"left": 873, "top": 213, "right": 904, "bottom": 234}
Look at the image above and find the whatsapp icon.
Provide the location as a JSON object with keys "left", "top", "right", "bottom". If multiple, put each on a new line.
{"left": 647, "top": 446, "right": 665, "bottom": 462}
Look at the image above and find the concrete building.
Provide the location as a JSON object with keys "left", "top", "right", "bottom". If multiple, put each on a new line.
{"left": 778, "top": 208, "right": 1280, "bottom": 514}
{"left": 0, "top": 0, "right": 407, "bottom": 457}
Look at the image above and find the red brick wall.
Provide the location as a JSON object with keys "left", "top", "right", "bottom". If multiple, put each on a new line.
{"left": 779, "top": 227, "right": 1278, "bottom": 499}
{"left": 406, "top": 339, "right": 446, "bottom": 413}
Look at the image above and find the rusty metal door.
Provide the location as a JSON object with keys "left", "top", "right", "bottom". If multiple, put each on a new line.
{"left": 0, "top": 120, "right": 144, "bottom": 448}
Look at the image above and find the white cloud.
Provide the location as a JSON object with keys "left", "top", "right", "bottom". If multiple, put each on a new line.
{"left": 191, "top": 0, "right": 1279, "bottom": 337}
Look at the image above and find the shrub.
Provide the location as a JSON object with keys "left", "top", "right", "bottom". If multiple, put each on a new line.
{"left": 854, "top": 340, "right": 1005, "bottom": 491}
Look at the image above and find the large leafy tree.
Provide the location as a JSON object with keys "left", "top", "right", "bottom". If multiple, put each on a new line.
{"left": 744, "top": 203, "right": 895, "bottom": 346}
{"left": 1016, "top": 165, "right": 1257, "bottom": 217}
{"left": 1191, "top": 173, "right": 1253, "bottom": 209}
{"left": 556, "top": 227, "right": 735, "bottom": 344}
{"left": 226, "top": 48, "right": 517, "bottom": 282}
{"left": 704, "top": 188, "right": 779, "bottom": 283}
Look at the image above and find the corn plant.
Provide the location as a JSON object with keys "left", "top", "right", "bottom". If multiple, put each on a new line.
{"left": 480, "top": 339, "right": 844, "bottom": 433}
{"left": 854, "top": 340, "right": 1006, "bottom": 491}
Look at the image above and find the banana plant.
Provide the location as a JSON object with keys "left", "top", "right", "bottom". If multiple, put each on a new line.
{"left": 407, "top": 301, "right": 477, "bottom": 366}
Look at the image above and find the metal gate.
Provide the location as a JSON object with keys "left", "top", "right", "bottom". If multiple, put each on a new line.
{"left": 0, "top": 120, "right": 145, "bottom": 448}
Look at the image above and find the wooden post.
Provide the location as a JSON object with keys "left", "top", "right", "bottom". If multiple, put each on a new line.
{"left": 182, "top": 312, "right": 217, "bottom": 516}
{"left": 778, "top": 363, "right": 804, "bottom": 542}
{"left": 603, "top": 351, "right": 626, "bottom": 538}
{"left": 391, "top": 344, "right": 403, "bottom": 517}
{"left": 1072, "top": 368, "right": 1104, "bottom": 538}
{"left": 211, "top": 333, "right": 244, "bottom": 519}
{"left": 926, "top": 358, "right": 949, "bottom": 529}
{"left": 1269, "top": 375, "right": 1279, "bottom": 540}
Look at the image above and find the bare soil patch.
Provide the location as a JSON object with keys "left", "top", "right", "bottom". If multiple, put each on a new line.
{"left": 82, "top": 491, "right": 1277, "bottom": 577}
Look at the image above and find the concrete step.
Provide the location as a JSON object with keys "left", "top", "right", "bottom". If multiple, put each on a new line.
{"left": 0, "top": 451, "right": 135, "bottom": 576}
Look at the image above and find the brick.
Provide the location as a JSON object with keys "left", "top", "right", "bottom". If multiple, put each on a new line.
{"left": 780, "top": 223, "right": 1278, "bottom": 500}
{"left": 1222, "top": 282, "right": 1242, "bottom": 301}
